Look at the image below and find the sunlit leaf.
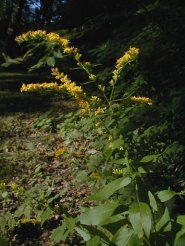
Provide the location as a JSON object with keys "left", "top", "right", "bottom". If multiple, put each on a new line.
{"left": 129, "top": 202, "right": 152, "bottom": 239}
{"left": 90, "top": 177, "right": 131, "bottom": 201}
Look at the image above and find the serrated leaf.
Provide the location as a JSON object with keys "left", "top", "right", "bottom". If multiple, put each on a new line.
{"left": 90, "top": 177, "right": 131, "bottom": 201}
{"left": 79, "top": 202, "right": 119, "bottom": 225}
{"left": 156, "top": 207, "right": 171, "bottom": 232}
{"left": 129, "top": 202, "right": 152, "bottom": 239}
{"left": 148, "top": 191, "right": 158, "bottom": 211}
{"left": 157, "top": 190, "right": 176, "bottom": 202}
{"left": 112, "top": 227, "right": 141, "bottom": 246}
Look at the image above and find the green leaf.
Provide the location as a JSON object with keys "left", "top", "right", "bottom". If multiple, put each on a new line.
{"left": 177, "top": 215, "right": 185, "bottom": 225}
{"left": 75, "top": 225, "right": 91, "bottom": 241}
{"left": 148, "top": 191, "right": 158, "bottom": 211}
{"left": 87, "top": 236, "right": 101, "bottom": 246}
{"left": 76, "top": 224, "right": 111, "bottom": 245}
{"left": 51, "top": 223, "right": 69, "bottom": 243}
{"left": 112, "top": 227, "right": 141, "bottom": 246}
{"left": 14, "top": 206, "right": 24, "bottom": 218}
{"left": 24, "top": 205, "right": 31, "bottom": 218}
{"left": 79, "top": 202, "right": 119, "bottom": 225}
{"left": 112, "top": 138, "right": 124, "bottom": 150}
{"left": 156, "top": 207, "right": 171, "bottom": 232}
{"left": 1, "top": 191, "right": 8, "bottom": 198}
{"left": 140, "top": 154, "right": 158, "bottom": 163}
{"left": 175, "top": 226, "right": 185, "bottom": 246}
{"left": 65, "top": 217, "right": 76, "bottom": 231}
{"left": 46, "top": 56, "right": 55, "bottom": 67}
{"left": 75, "top": 170, "right": 89, "bottom": 183}
{"left": 129, "top": 202, "right": 152, "bottom": 239}
{"left": 47, "top": 194, "right": 59, "bottom": 204}
{"left": 157, "top": 190, "right": 176, "bottom": 202}
{"left": 29, "top": 58, "right": 45, "bottom": 71}
{"left": 41, "top": 207, "right": 53, "bottom": 226}
{"left": 100, "top": 214, "right": 124, "bottom": 226}
{"left": 0, "top": 216, "right": 6, "bottom": 231}
{"left": 53, "top": 50, "right": 64, "bottom": 58}
{"left": 90, "top": 177, "right": 131, "bottom": 201}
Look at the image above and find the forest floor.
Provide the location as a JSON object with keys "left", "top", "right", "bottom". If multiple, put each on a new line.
{"left": 0, "top": 74, "right": 91, "bottom": 245}
{"left": 0, "top": 111, "right": 91, "bottom": 245}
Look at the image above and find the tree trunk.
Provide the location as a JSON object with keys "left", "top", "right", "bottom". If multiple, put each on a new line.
{"left": 5, "top": 0, "right": 25, "bottom": 55}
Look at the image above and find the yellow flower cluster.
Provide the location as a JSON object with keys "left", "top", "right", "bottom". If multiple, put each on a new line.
{"left": 112, "top": 168, "right": 126, "bottom": 176}
{"left": 130, "top": 96, "right": 152, "bottom": 105}
{"left": 94, "top": 107, "right": 106, "bottom": 116}
{"left": 51, "top": 68, "right": 90, "bottom": 113}
{"left": 15, "top": 30, "right": 81, "bottom": 59}
{"left": 21, "top": 218, "right": 41, "bottom": 225}
{"left": 16, "top": 31, "right": 105, "bottom": 116}
{"left": 21, "top": 82, "right": 61, "bottom": 92}
{"left": 109, "top": 47, "right": 139, "bottom": 86}
{"left": 51, "top": 68, "right": 85, "bottom": 97}
{"left": 115, "top": 47, "right": 139, "bottom": 70}
{"left": 15, "top": 30, "right": 47, "bottom": 43}
{"left": 90, "top": 96, "right": 101, "bottom": 104}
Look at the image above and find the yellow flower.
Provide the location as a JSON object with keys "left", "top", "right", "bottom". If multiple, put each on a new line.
{"left": 109, "top": 80, "right": 115, "bottom": 86}
{"left": 15, "top": 30, "right": 47, "bottom": 43}
{"left": 63, "top": 47, "right": 74, "bottom": 54}
{"left": 55, "top": 147, "right": 66, "bottom": 157}
{"left": 80, "top": 108, "right": 89, "bottom": 115}
{"left": 115, "top": 47, "right": 139, "bottom": 70}
{"left": 98, "top": 85, "right": 105, "bottom": 92}
{"left": 10, "top": 182, "right": 18, "bottom": 190}
{"left": 94, "top": 107, "right": 105, "bottom": 116}
{"left": 130, "top": 96, "right": 152, "bottom": 105}
{"left": 109, "top": 47, "right": 139, "bottom": 86}
{"left": 90, "top": 172, "right": 102, "bottom": 181}
{"left": 95, "top": 121, "right": 101, "bottom": 127}
{"left": 20, "top": 82, "right": 61, "bottom": 92}
{"left": 21, "top": 218, "right": 41, "bottom": 225}
{"left": 112, "top": 168, "right": 126, "bottom": 176}
{"left": 89, "top": 74, "right": 96, "bottom": 81}
{"left": 46, "top": 32, "right": 60, "bottom": 42}
{"left": 90, "top": 96, "right": 101, "bottom": 103}
{"left": 51, "top": 68, "right": 89, "bottom": 111}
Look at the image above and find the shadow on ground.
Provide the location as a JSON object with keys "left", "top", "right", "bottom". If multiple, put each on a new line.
{"left": 0, "top": 72, "right": 69, "bottom": 114}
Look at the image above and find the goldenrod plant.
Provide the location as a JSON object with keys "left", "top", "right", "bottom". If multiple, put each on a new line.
{"left": 16, "top": 30, "right": 148, "bottom": 116}
{"left": 7, "top": 30, "right": 185, "bottom": 245}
